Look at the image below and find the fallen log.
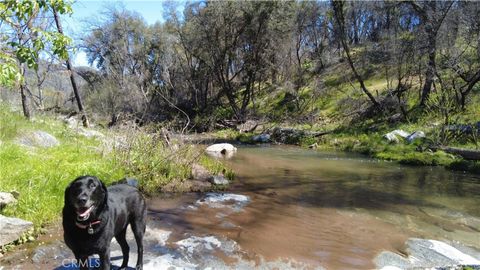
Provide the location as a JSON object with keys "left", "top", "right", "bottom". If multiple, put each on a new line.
{"left": 438, "top": 146, "right": 480, "bottom": 160}
{"left": 310, "top": 130, "right": 334, "bottom": 137}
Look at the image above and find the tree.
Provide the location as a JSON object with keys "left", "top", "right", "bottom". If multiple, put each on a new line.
{"left": 0, "top": 0, "right": 73, "bottom": 118}
{"left": 82, "top": 7, "right": 154, "bottom": 125}
{"left": 406, "top": 1, "right": 454, "bottom": 106}
{"left": 52, "top": 6, "right": 89, "bottom": 127}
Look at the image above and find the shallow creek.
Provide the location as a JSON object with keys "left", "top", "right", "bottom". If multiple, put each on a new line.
{"left": 2, "top": 145, "right": 480, "bottom": 269}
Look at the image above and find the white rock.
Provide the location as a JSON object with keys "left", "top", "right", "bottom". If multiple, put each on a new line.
{"left": 379, "top": 267, "right": 403, "bottom": 270}
{"left": 197, "top": 193, "right": 249, "bottom": 205}
{"left": 384, "top": 132, "right": 400, "bottom": 143}
{"left": 376, "top": 238, "right": 480, "bottom": 269}
{"left": 205, "top": 143, "right": 237, "bottom": 158}
{"left": 0, "top": 192, "right": 17, "bottom": 209}
{"left": 0, "top": 214, "right": 33, "bottom": 246}
{"left": 383, "top": 129, "right": 410, "bottom": 143}
{"left": 143, "top": 253, "right": 197, "bottom": 270}
{"left": 176, "top": 235, "right": 222, "bottom": 254}
{"left": 63, "top": 117, "right": 78, "bottom": 128}
{"left": 427, "top": 239, "right": 480, "bottom": 265}
{"left": 15, "top": 130, "right": 59, "bottom": 148}
{"left": 196, "top": 193, "right": 250, "bottom": 213}
{"left": 406, "top": 131, "right": 426, "bottom": 143}
{"left": 205, "top": 143, "right": 237, "bottom": 153}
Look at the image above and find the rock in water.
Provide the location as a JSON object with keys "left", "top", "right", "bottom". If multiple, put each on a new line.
{"left": 406, "top": 238, "right": 480, "bottom": 267}
{"left": 205, "top": 143, "right": 237, "bottom": 158}
{"left": 208, "top": 175, "right": 229, "bottom": 185}
{"left": 31, "top": 241, "right": 71, "bottom": 264}
{"left": 0, "top": 192, "right": 17, "bottom": 209}
{"left": 375, "top": 238, "right": 480, "bottom": 269}
{"left": 16, "top": 130, "right": 59, "bottom": 148}
{"left": 252, "top": 134, "right": 270, "bottom": 143}
{"left": 196, "top": 193, "right": 250, "bottom": 212}
{"left": 0, "top": 215, "right": 33, "bottom": 246}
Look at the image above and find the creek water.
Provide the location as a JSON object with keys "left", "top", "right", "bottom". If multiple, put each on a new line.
{"left": 2, "top": 145, "right": 480, "bottom": 269}
{"left": 149, "top": 145, "right": 480, "bottom": 269}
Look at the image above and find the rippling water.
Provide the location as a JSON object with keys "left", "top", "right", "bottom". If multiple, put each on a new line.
{"left": 150, "top": 145, "right": 480, "bottom": 269}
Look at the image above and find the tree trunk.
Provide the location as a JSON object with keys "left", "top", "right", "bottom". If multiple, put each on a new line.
{"left": 438, "top": 146, "right": 480, "bottom": 161}
{"left": 420, "top": 25, "right": 436, "bottom": 106}
{"left": 332, "top": 1, "right": 382, "bottom": 111}
{"left": 351, "top": 2, "right": 359, "bottom": 45}
{"left": 19, "top": 65, "right": 31, "bottom": 119}
{"left": 52, "top": 8, "right": 89, "bottom": 128}
{"left": 460, "top": 70, "right": 480, "bottom": 109}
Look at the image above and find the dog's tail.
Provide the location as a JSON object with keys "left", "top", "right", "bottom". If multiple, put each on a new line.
{"left": 114, "top": 177, "right": 139, "bottom": 187}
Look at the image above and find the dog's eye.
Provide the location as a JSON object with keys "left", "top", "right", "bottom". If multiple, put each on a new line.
{"left": 88, "top": 182, "right": 96, "bottom": 189}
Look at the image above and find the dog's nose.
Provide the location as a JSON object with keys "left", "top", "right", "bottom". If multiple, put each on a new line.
{"left": 77, "top": 198, "right": 87, "bottom": 205}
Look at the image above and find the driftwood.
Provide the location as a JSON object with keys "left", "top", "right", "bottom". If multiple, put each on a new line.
{"left": 438, "top": 146, "right": 480, "bottom": 160}
{"left": 310, "top": 130, "right": 334, "bottom": 137}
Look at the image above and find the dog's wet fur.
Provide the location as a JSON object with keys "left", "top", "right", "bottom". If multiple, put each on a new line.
{"left": 63, "top": 175, "right": 146, "bottom": 270}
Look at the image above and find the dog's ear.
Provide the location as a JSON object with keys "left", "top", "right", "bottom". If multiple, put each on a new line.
{"left": 63, "top": 182, "right": 73, "bottom": 208}
{"left": 100, "top": 179, "right": 108, "bottom": 205}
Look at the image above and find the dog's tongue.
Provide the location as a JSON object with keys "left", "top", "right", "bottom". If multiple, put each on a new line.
{"left": 77, "top": 205, "right": 93, "bottom": 218}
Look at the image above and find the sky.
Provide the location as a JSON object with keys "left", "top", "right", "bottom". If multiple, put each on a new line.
{"left": 64, "top": 1, "right": 181, "bottom": 66}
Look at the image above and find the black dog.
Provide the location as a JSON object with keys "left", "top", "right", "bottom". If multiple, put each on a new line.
{"left": 63, "top": 176, "right": 147, "bottom": 270}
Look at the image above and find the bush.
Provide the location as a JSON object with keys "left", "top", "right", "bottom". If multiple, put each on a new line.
{"left": 447, "top": 160, "right": 480, "bottom": 174}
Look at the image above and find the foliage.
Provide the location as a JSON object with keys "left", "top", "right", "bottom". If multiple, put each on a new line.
{"left": 112, "top": 131, "right": 195, "bottom": 194}
{"left": 0, "top": 0, "right": 73, "bottom": 85}
{"left": 447, "top": 160, "right": 480, "bottom": 174}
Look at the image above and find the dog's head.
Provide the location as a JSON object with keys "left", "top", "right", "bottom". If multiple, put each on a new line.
{"left": 64, "top": 175, "right": 107, "bottom": 221}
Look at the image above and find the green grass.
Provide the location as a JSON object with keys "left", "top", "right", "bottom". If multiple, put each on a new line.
{"left": 0, "top": 105, "right": 230, "bottom": 230}
{"left": 0, "top": 132, "right": 124, "bottom": 228}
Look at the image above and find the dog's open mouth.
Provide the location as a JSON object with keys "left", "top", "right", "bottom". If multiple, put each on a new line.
{"left": 76, "top": 205, "right": 94, "bottom": 221}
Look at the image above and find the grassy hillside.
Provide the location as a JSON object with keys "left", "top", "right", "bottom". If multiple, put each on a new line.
{"left": 217, "top": 49, "right": 480, "bottom": 172}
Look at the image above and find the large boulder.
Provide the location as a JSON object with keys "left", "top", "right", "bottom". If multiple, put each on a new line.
{"left": 375, "top": 238, "right": 480, "bottom": 269}
{"left": 16, "top": 131, "right": 59, "bottom": 148}
{"left": 205, "top": 143, "right": 237, "bottom": 158}
{"left": 0, "top": 192, "right": 17, "bottom": 209}
{"left": 0, "top": 215, "right": 33, "bottom": 247}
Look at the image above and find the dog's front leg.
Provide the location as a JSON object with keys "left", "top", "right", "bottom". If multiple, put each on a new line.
{"left": 99, "top": 248, "right": 111, "bottom": 270}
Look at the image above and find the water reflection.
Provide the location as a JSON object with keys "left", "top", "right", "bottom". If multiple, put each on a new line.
{"left": 150, "top": 145, "right": 480, "bottom": 269}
